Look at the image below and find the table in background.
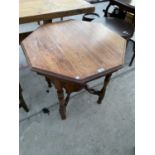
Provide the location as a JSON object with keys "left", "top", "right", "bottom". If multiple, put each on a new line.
{"left": 19, "top": 0, "right": 95, "bottom": 24}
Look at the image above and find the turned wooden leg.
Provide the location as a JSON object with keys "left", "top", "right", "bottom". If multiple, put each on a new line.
{"left": 19, "top": 84, "right": 29, "bottom": 112}
{"left": 97, "top": 73, "right": 112, "bottom": 104}
{"left": 57, "top": 89, "right": 66, "bottom": 120}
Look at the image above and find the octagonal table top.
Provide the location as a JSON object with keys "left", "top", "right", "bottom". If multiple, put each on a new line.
{"left": 19, "top": 0, "right": 95, "bottom": 24}
{"left": 21, "top": 20, "right": 126, "bottom": 84}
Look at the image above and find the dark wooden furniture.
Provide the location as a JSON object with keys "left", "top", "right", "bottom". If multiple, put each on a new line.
{"left": 129, "top": 33, "right": 135, "bottom": 66}
{"left": 93, "top": 17, "right": 134, "bottom": 39}
{"left": 19, "top": 84, "right": 29, "bottom": 112}
{"left": 105, "top": 0, "right": 135, "bottom": 17}
{"left": 84, "top": 0, "right": 135, "bottom": 39}
{"left": 21, "top": 20, "right": 126, "bottom": 120}
{"left": 82, "top": 13, "right": 100, "bottom": 21}
{"left": 103, "top": 0, "right": 135, "bottom": 65}
{"left": 19, "top": 0, "right": 95, "bottom": 24}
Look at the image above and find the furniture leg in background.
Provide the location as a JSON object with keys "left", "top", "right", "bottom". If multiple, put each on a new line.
{"left": 19, "top": 84, "right": 29, "bottom": 112}
{"left": 129, "top": 39, "right": 135, "bottom": 66}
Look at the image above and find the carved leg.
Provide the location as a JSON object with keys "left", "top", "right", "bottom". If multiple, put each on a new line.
{"left": 97, "top": 73, "right": 112, "bottom": 104}
{"left": 57, "top": 89, "right": 66, "bottom": 120}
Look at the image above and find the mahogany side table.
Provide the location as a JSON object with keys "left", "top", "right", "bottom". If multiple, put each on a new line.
{"left": 21, "top": 20, "right": 126, "bottom": 120}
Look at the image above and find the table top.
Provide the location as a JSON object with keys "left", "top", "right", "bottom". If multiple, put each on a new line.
{"left": 19, "top": 0, "right": 95, "bottom": 24}
{"left": 21, "top": 20, "right": 126, "bottom": 84}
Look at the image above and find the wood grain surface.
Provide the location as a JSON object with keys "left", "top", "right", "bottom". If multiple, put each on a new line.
{"left": 21, "top": 20, "right": 126, "bottom": 83}
{"left": 19, "top": 0, "right": 95, "bottom": 24}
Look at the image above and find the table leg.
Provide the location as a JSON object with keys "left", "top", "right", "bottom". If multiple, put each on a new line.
{"left": 19, "top": 84, "right": 29, "bottom": 112}
{"left": 57, "top": 89, "right": 66, "bottom": 120}
{"left": 129, "top": 52, "right": 135, "bottom": 66}
{"left": 129, "top": 39, "right": 135, "bottom": 66}
{"left": 64, "top": 92, "right": 71, "bottom": 107}
{"left": 97, "top": 73, "right": 112, "bottom": 104}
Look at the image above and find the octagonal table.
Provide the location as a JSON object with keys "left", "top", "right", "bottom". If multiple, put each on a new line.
{"left": 21, "top": 20, "right": 126, "bottom": 120}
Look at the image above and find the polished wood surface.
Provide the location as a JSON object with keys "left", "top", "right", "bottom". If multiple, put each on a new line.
{"left": 21, "top": 20, "right": 126, "bottom": 84}
{"left": 19, "top": 0, "right": 95, "bottom": 24}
